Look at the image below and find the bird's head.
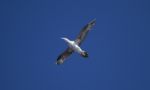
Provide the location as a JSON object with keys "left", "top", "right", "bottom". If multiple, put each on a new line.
{"left": 61, "top": 37, "right": 70, "bottom": 43}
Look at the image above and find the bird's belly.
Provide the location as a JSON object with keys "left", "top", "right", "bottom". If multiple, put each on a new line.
{"left": 68, "top": 41, "right": 83, "bottom": 54}
{"left": 69, "top": 43, "right": 82, "bottom": 53}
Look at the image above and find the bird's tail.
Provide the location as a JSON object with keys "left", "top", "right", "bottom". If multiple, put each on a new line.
{"left": 81, "top": 51, "right": 88, "bottom": 58}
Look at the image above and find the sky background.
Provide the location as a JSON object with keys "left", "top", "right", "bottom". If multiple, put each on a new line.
{"left": 0, "top": 0, "right": 150, "bottom": 90}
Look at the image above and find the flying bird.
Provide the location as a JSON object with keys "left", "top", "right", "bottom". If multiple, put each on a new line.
{"left": 56, "top": 19, "right": 96, "bottom": 65}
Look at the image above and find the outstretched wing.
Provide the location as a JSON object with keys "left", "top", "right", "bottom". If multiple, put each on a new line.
{"left": 75, "top": 19, "right": 96, "bottom": 45}
{"left": 56, "top": 48, "right": 74, "bottom": 65}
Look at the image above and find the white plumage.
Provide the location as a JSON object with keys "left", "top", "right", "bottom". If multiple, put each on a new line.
{"left": 56, "top": 19, "right": 96, "bottom": 65}
{"left": 61, "top": 37, "right": 83, "bottom": 54}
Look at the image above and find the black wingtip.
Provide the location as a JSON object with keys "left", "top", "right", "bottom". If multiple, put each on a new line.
{"left": 56, "top": 59, "right": 64, "bottom": 65}
{"left": 92, "top": 18, "right": 96, "bottom": 21}
{"left": 89, "top": 18, "right": 96, "bottom": 25}
{"left": 55, "top": 62, "right": 61, "bottom": 65}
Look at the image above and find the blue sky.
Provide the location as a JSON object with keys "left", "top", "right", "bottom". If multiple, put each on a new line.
{"left": 0, "top": 0, "right": 150, "bottom": 90}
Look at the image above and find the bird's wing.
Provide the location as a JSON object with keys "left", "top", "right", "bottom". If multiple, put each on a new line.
{"left": 56, "top": 48, "right": 74, "bottom": 65}
{"left": 75, "top": 19, "right": 96, "bottom": 45}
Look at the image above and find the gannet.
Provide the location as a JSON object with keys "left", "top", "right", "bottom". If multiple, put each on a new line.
{"left": 56, "top": 19, "right": 96, "bottom": 65}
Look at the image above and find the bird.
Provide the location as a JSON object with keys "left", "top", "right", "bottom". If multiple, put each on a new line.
{"left": 56, "top": 19, "right": 96, "bottom": 65}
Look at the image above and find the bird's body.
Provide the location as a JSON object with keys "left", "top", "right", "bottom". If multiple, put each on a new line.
{"left": 61, "top": 38, "right": 83, "bottom": 54}
{"left": 56, "top": 19, "right": 96, "bottom": 65}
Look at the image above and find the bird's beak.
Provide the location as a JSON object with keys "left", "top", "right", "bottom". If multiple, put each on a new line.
{"left": 61, "top": 37, "right": 68, "bottom": 42}
{"left": 61, "top": 37, "right": 70, "bottom": 43}
{"left": 61, "top": 37, "right": 66, "bottom": 41}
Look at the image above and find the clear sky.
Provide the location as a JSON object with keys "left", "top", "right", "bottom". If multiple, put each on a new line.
{"left": 0, "top": 0, "right": 150, "bottom": 90}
